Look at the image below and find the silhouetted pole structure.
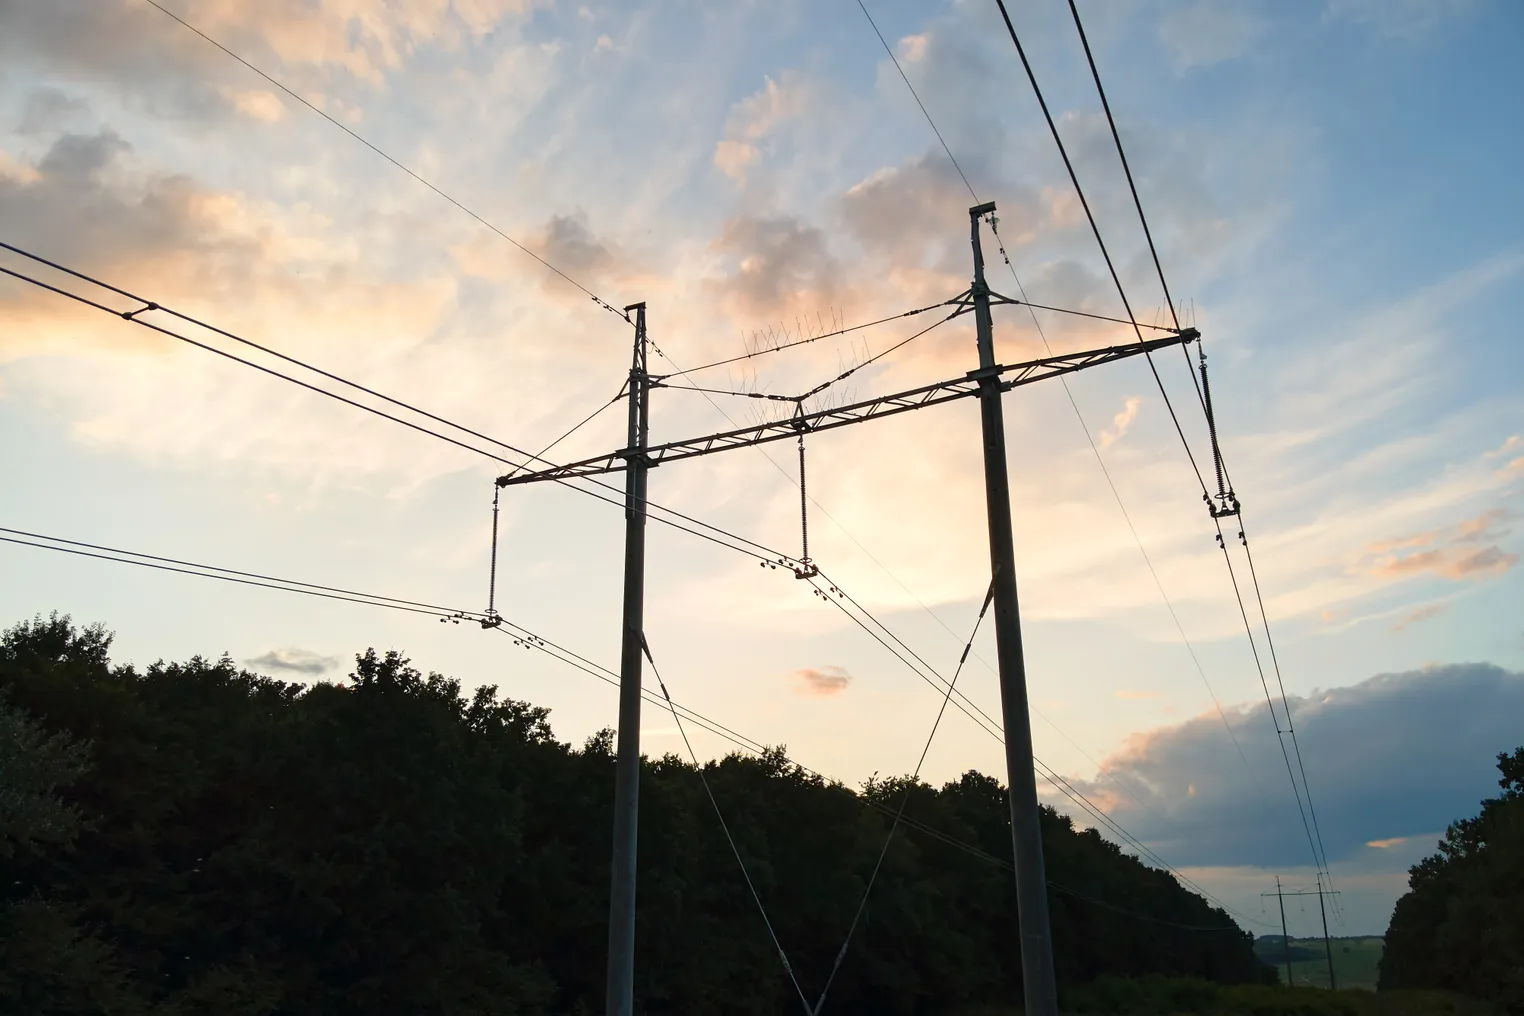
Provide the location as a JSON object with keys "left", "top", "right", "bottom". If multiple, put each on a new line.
{"left": 1317, "top": 873, "right": 1337, "bottom": 990}
{"left": 1263, "top": 879, "right": 1341, "bottom": 990}
{"left": 606, "top": 303, "right": 649, "bottom": 1016}
{"left": 969, "top": 201, "right": 1059, "bottom": 1016}
{"left": 496, "top": 216, "right": 1201, "bottom": 1015}
{"left": 1275, "top": 876, "right": 1293, "bottom": 985}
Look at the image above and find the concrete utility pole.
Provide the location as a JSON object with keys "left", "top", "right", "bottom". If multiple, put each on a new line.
{"left": 1263, "top": 878, "right": 1341, "bottom": 990}
{"left": 969, "top": 201, "right": 1059, "bottom": 1016}
{"left": 1316, "top": 873, "right": 1337, "bottom": 991}
{"left": 497, "top": 214, "right": 1201, "bottom": 1015}
{"left": 605, "top": 303, "right": 649, "bottom": 1016}
{"left": 1275, "top": 875, "right": 1293, "bottom": 986}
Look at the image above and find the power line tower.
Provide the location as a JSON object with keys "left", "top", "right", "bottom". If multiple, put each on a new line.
{"left": 1262, "top": 877, "right": 1341, "bottom": 990}
{"left": 496, "top": 205, "right": 1198, "bottom": 1016}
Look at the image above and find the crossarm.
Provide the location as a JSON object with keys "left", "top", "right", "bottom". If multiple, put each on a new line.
{"left": 497, "top": 330, "right": 1196, "bottom": 486}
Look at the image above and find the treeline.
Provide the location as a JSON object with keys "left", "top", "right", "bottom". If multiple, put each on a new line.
{"left": 1, "top": 615, "right": 1270, "bottom": 1015}
{"left": 1380, "top": 744, "right": 1524, "bottom": 1011}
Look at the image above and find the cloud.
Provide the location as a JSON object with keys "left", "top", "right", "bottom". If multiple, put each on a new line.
{"left": 1358, "top": 508, "right": 1516, "bottom": 583}
{"left": 790, "top": 665, "right": 852, "bottom": 697}
{"left": 1099, "top": 396, "right": 1142, "bottom": 449}
{"left": 17, "top": 87, "right": 89, "bottom": 136}
{"left": 0, "top": 0, "right": 538, "bottom": 99}
{"left": 245, "top": 647, "right": 339, "bottom": 675}
{"left": 1115, "top": 689, "right": 1160, "bottom": 700}
{"left": 1365, "top": 836, "right": 1410, "bottom": 850}
{"left": 1324, "top": 0, "right": 1479, "bottom": 40}
{"left": 898, "top": 33, "right": 929, "bottom": 64}
{"left": 1485, "top": 435, "right": 1522, "bottom": 459}
{"left": 222, "top": 88, "right": 287, "bottom": 124}
{"left": 1058, "top": 664, "right": 1524, "bottom": 868}
{"left": 712, "top": 72, "right": 812, "bottom": 184}
{"left": 708, "top": 215, "right": 841, "bottom": 321}
{"left": 1392, "top": 602, "right": 1446, "bottom": 632}
{"left": 1159, "top": 2, "right": 1267, "bottom": 72}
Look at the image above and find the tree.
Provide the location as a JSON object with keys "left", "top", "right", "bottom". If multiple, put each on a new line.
{"left": 2, "top": 614, "right": 1274, "bottom": 1015}
{"left": 1380, "top": 745, "right": 1524, "bottom": 1010}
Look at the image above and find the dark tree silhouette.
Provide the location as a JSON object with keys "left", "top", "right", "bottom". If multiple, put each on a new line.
{"left": 1380, "top": 744, "right": 1524, "bottom": 1010}
{"left": 1, "top": 615, "right": 1271, "bottom": 1015}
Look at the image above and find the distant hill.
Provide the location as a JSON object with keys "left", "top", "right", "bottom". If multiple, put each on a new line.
{"left": 1254, "top": 935, "right": 1385, "bottom": 990}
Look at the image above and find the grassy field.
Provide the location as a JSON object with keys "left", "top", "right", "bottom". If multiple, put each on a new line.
{"left": 948, "top": 977, "right": 1494, "bottom": 1015}
{"left": 1255, "top": 935, "right": 1386, "bottom": 990}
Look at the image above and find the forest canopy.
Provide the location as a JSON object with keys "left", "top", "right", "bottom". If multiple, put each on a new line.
{"left": 0, "top": 614, "right": 1272, "bottom": 1015}
{"left": 1379, "top": 742, "right": 1524, "bottom": 1011}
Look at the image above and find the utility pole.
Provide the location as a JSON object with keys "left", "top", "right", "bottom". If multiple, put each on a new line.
{"left": 1263, "top": 879, "right": 1340, "bottom": 990}
{"left": 1274, "top": 875, "right": 1292, "bottom": 986}
{"left": 497, "top": 214, "right": 1200, "bottom": 1016}
{"left": 606, "top": 303, "right": 649, "bottom": 1016}
{"left": 969, "top": 201, "right": 1059, "bottom": 1016}
{"left": 1316, "top": 873, "right": 1337, "bottom": 990}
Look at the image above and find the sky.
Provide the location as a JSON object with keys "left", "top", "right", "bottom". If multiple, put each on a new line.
{"left": 1, "top": 0, "right": 1521, "bottom": 940}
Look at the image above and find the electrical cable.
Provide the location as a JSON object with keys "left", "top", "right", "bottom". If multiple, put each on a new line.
{"left": 1064, "top": 0, "right": 1180, "bottom": 333}
{"left": 811, "top": 579, "right": 997, "bottom": 1014}
{"left": 1061, "top": 0, "right": 1341, "bottom": 901}
{"left": 990, "top": 0, "right": 1210, "bottom": 499}
{"left": 0, "top": 532, "right": 470, "bottom": 621}
{"left": 138, "top": 0, "right": 630, "bottom": 321}
{"left": 0, "top": 250, "right": 796, "bottom": 568}
{"left": 678, "top": 298, "right": 956, "bottom": 376}
{"left": 1, "top": 523, "right": 1256, "bottom": 936}
{"left": 996, "top": 297, "right": 1181, "bottom": 332}
{"left": 1212, "top": 516, "right": 1326, "bottom": 877}
{"left": 792, "top": 308, "right": 960, "bottom": 403}
{"left": 805, "top": 572, "right": 1266, "bottom": 929}
{"left": 851, "top": 0, "right": 1273, "bottom": 829}
{"left": 640, "top": 638, "right": 813, "bottom": 1015}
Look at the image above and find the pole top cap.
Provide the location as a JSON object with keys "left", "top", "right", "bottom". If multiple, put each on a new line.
{"left": 969, "top": 201, "right": 997, "bottom": 218}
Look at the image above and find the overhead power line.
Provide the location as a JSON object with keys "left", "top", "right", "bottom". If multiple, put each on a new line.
{"left": 139, "top": 0, "right": 629, "bottom": 321}
{"left": 1059, "top": 0, "right": 1337, "bottom": 900}
{"left": 0, "top": 245, "right": 801, "bottom": 569}
{"left": 0, "top": 522, "right": 1246, "bottom": 936}
{"left": 851, "top": 0, "right": 1275, "bottom": 840}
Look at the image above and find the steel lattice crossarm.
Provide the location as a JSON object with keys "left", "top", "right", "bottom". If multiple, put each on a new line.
{"left": 497, "top": 328, "right": 1198, "bottom": 487}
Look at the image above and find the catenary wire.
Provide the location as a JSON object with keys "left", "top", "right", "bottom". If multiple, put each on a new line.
{"left": 805, "top": 572, "right": 1266, "bottom": 929}
{"left": 990, "top": 0, "right": 1210, "bottom": 498}
{"left": 1055, "top": 0, "right": 1341, "bottom": 901}
{"left": 139, "top": 0, "right": 629, "bottom": 321}
{"left": 677, "top": 298, "right": 956, "bottom": 376}
{"left": 1212, "top": 516, "right": 1326, "bottom": 876}
{"left": 0, "top": 253, "right": 796, "bottom": 568}
{"left": 1064, "top": 0, "right": 1180, "bottom": 332}
{"left": 793, "top": 308, "right": 960, "bottom": 402}
{"left": 2, "top": 525, "right": 1253, "bottom": 934}
{"left": 851, "top": 0, "right": 1273, "bottom": 826}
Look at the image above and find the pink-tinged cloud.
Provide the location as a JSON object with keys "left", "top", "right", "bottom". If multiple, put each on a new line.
{"left": 1114, "top": 689, "right": 1160, "bottom": 700}
{"left": 789, "top": 665, "right": 851, "bottom": 697}
{"left": 1361, "top": 508, "right": 1516, "bottom": 583}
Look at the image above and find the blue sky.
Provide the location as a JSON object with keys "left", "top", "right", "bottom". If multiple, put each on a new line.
{"left": 1, "top": 0, "right": 1521, "bottom": 938}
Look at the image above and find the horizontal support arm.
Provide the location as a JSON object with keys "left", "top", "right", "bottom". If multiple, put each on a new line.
{"left": 497, "top": 329, "right": 1197, "bottom": 487}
